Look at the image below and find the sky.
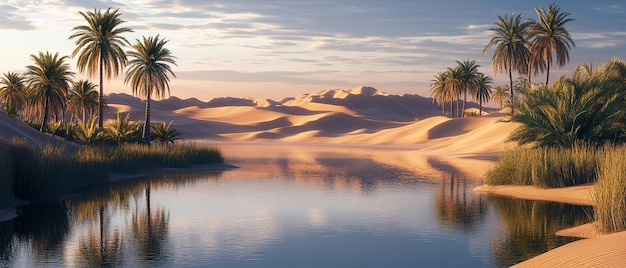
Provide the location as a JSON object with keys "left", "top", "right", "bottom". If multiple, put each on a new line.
{"left": 0, "top": 0, "right": 625, "bottom": 101}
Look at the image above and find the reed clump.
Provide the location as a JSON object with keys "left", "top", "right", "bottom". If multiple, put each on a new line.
{"left": 593, "top": 149, "right": 626, "bottom": 233}
{"left": 487, "top": 143, "right": 626, "bottom": 233}
{"left": 486, "top": 143, "right": 601, "bottom": 187}
{"left": 0, "top": 140, "right": 14, "bottom": 208}
{"left": 0, "top": 138, "right": 223, "bottom": 205}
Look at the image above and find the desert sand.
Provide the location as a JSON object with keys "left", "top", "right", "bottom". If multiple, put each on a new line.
{"left": 1, "top": 86, "right": 622, "bottom": 266}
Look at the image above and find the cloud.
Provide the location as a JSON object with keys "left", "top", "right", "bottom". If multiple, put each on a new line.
{"left": 176, "top": 70, "right": 346, "bottom": 85}
{"left": 0, "top": 4, "right": 36, "bottom": 30}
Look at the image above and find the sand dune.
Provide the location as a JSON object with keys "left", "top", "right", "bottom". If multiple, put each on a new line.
{"left": 103, "top": 86, "right": 509, "bottom": 154}
{"left": 0, "top": 112, "right": 69, "bottom": 146}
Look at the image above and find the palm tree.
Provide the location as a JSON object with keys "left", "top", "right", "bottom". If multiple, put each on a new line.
{"left": 484, "top": 14, "right": 531, "bottom": 114}
{"left": 103, "top": 113, "right": 141, "bottom": 143}
{"left": 69, "top": 8, "right": 132, "bottom": 128}
{"left": 475, "top": 73, "right": 493, "bottom": 116}
{"left": 25, "top": 52, "right": 74, "bottom": 132}
{"left": 491, "top": 85, "right": 509, "bottom": 110}
{"left": 445, "top": 67, "right": 464, "bottom": 118}
{"left": 125, "top": 35, "right": 177, "bottom": 145}
{"left": 151, "top": 121, "right": 182, "bottom": 145}
{"left": 68, "top": 80, "right": 99, "bottom": 122}
{"left": 0, "top": 72, "right": 26, "bottom": 117}
{"left": 527, "top": 3, "right": 575, "bottom": 85}
{"left": 456, "top": 59, "right": 480, "bottom": 116}
{"left": 430, "top": 71, "right": 449, "bottom": 116}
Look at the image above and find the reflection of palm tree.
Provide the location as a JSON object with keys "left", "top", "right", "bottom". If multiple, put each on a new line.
{"left": 433, "top": 174, "right": 487, "bottom": 231}
{"left": 489, "top": 196, "right": 590, "bottom": 267}
{"left": 131, "top": 183, "right": 170, "bottom": 262}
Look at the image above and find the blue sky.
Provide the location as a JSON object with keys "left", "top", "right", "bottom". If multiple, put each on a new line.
{"left": 0, "top": 0, "right": 624, "bottom": 100}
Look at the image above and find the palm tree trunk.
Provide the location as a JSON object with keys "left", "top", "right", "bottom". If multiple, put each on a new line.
{"left": 508, "top": 58, "right": 514, "bottom": 115}
{"left": 449, "top": 100, "right": 453, "bottom": 118}
{"left": 545, "top": 64, "right": 550, "bottom": 85}
{"left": 40, "top": 94, "right": 50, "bottom": 132}
{"left": 98, "top": 56, "right": 104, "bottom": 129}
{"left": 479, "top": 97, "right": 483, "bottom": 116}
{"left": 460, "top": 89, "right": 467, "bottom": 117}
{"left": 144, "top": 87, "right": 151, "bottom": 146}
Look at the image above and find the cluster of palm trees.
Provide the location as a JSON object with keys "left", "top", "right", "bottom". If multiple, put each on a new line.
{"left": 483, "top": 3, "right": 575, "bottom": 114}
{"left": 430, "top": 59, "right": 493, "bottom": 117}
{"left": 0, "top": 8, "right": 177, "bottom": 146}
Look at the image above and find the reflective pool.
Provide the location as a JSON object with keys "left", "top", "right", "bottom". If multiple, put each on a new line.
{"left": 0, "top": 144, "right": 591, "bottom": 267}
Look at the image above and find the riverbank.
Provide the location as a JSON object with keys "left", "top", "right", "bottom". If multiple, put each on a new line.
{"left": 475, "top": 183, "right": 626, "bottom": 266}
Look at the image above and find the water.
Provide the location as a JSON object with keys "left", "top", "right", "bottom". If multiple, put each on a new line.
{"left": 0, "top": 144, "right": 591, "bottom": 267}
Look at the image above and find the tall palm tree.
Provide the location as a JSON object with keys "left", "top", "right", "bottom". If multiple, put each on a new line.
{"left": 456, "top": 59, "right": 480, "bottom": 116}
{"left": 68, "top": 80, "right": 99, "bottom": 122}
{"left": 25, "top": 52, "right": 74, "bottom": 132}
{"left": 430, "top": 71, "right": 449, "bottom": 116}
{"left": 125, "top": 35, "right": 177, "bottom": 145}
{"left": 0, "top": 72, "right": 26, "bottom": 117}
{"left": 445, "top": 67, "right": 464, "bottom": 118}
{"left": 484, "top": 14, "right": 531, "bottom": 114}
{"left": 527, "top": 3, "right": 575, "bottom": 85}
{"left": 475, "top": 73, "right": 493, "bottom": 116}
{"left": 491, "top": 85, "right": 509, "bottom": 110}
{"left": 69, "top": 8, "right": 132, "bottom": 128}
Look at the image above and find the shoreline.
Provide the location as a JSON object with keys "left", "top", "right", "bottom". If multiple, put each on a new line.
{"left": 474, "top": 183, "right": 626, "bottom": 267}
{"left": 0, "top": 162, "right": 238, "bottom": 223}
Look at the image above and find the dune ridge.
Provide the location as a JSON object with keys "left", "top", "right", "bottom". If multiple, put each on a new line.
{"left": 103, "top": 86, "right": 511, "bottom": 155}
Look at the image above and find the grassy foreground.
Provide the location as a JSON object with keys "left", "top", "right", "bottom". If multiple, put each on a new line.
{"left": 486, "top": 144, "right": 626, "bottom": 233}
{"left": 0, "top": 138, "right": 223, "bottom": 207}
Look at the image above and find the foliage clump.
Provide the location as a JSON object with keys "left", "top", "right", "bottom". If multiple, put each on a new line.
{"left": 0, "top": 137, "right": 223, "bottom": 205}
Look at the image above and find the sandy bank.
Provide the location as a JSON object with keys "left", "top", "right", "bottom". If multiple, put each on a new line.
{"left": 473, "top": 184, "right": 594, "bottom": 206}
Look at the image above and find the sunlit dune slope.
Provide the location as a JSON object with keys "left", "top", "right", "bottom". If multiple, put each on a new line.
{"left": 102, "top": 86, "right": 515, "bottom": 154}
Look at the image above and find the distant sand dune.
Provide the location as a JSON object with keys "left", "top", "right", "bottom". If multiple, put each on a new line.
{"left": 101, "top": 86, "right": 509, "bottom": 154}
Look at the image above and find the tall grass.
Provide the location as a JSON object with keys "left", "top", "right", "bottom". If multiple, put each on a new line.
{"left": 486, "top": 143, "right": 601, "bottom": 187}
{"left": 593, "top": 149, "right": 626, "bottom": 233}
{"left": 0, "top": 140, "right": 14, "bottom": 208}
{"left": 0, "top": 139, "right": 223, "bottom": 204}
{"left": 486, "top": 142, "right": 626, "bottom": 233}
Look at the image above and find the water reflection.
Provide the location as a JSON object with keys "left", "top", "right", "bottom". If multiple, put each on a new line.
{"left": 434, "top": 173, "right": 488, "bottom": 232}
{"left": 489, "top": 197, "right": 592, "bottom": 267}
{"left": 0, "top": 145, "right": 598, "bottom": 267}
